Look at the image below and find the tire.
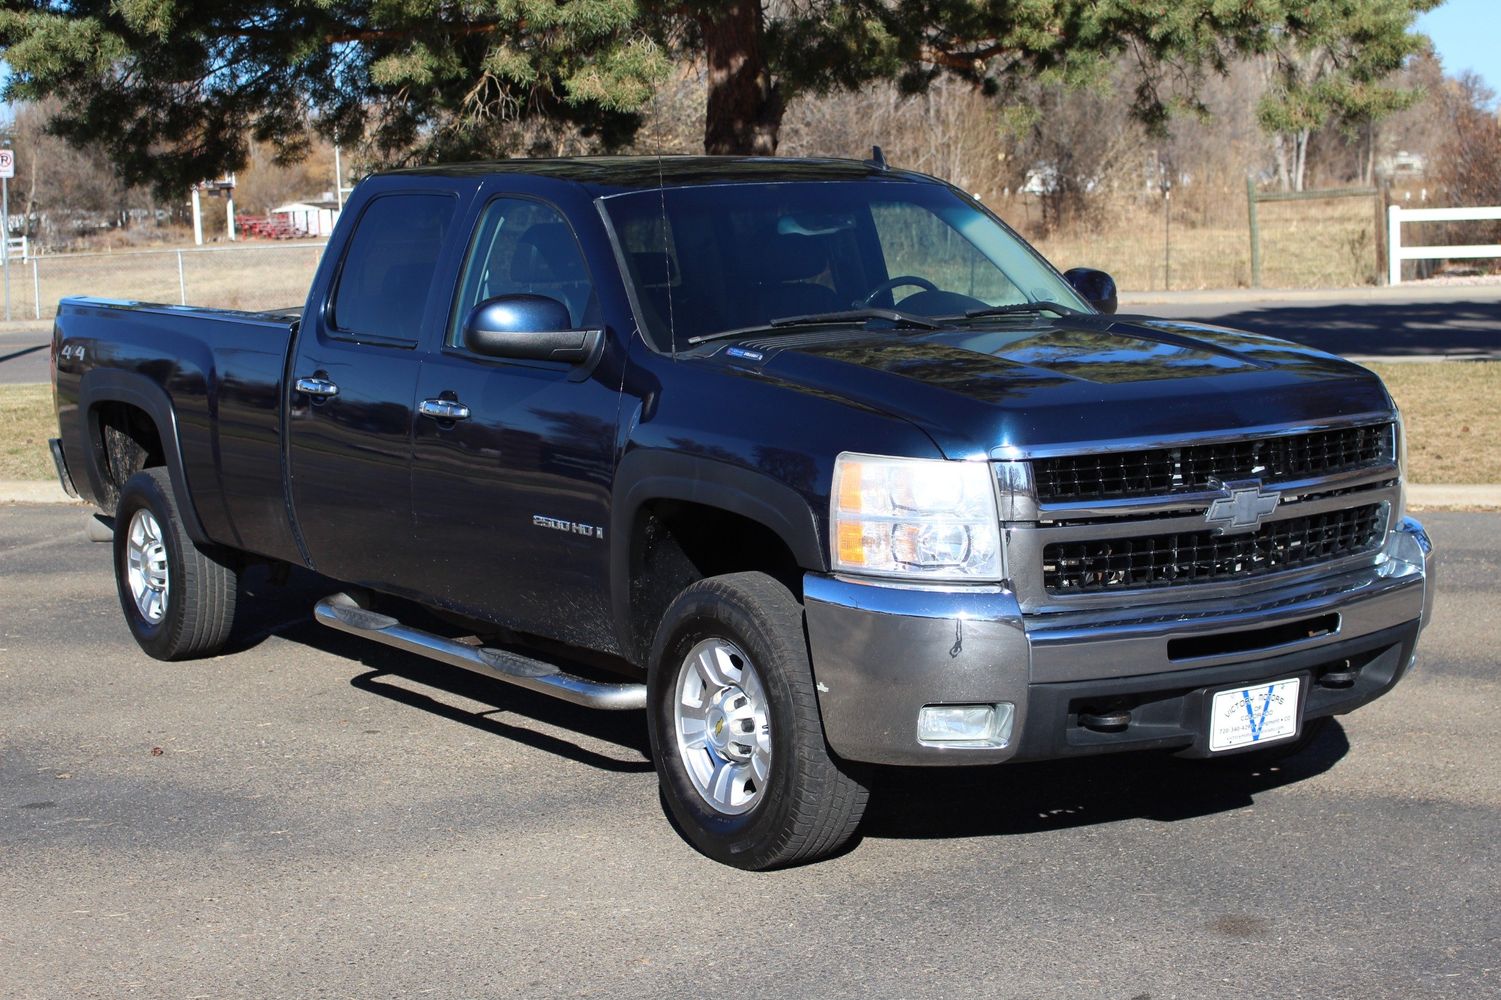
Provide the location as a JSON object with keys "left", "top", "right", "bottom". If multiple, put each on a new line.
{"left": 113, "top": 467, "right": 239, "bottom": 661}
{"left": 647, "top": 571, "right": 869, "bottom": 870}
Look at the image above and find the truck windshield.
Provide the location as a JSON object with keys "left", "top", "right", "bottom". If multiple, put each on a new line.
{"left": 601, "top": 180, "right": 1088, "bottom": 351}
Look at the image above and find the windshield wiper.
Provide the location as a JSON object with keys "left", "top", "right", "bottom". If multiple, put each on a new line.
{"left": 944, "top": 301, "right": 1081, "bottom": 321}
{"left": 687, "top": 307, "right": 941, "bottom": 346}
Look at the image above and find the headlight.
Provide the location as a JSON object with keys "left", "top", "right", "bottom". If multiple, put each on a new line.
{"left": 1394, "top": 408, "right": 1408, "bottom": 521}
{"left": 831, "top": 453, "right": 1003, "bottom": 581}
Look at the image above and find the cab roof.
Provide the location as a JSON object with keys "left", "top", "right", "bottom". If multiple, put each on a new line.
{"left": 376, "top": 155, "right": 939, "bottom": 196}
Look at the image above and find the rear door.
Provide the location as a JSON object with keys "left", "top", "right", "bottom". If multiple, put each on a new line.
{"left": 287, "top": 187, "right": 464, "bottom": 588}
{"left": 408, "top": 192, "right": 621, "bottom": 649}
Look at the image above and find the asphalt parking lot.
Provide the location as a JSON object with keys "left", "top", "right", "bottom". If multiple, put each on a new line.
{"left": 1131, "top": 285, "right": 1501, "bottom": 359}
{"left": 2, "top": 504, "right": 1497, "bottom": 999}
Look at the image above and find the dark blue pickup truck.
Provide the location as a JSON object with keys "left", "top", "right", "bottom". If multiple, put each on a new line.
{"left": 49, "top": 156, "right": 1435, "bottom": 868}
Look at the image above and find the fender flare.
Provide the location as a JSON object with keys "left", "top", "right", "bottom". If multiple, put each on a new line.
{"left": 79, "top": 369, "right": 210, "bottom": 545}
{"left": 609, "top": 448, "right": 826, "bottom": 661}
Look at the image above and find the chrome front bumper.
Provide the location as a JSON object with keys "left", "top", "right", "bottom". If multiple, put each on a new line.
{"left": 804, "top": 517, "right": 1435, "bottom": 766}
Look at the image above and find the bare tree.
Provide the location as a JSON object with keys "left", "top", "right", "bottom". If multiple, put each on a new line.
{"left": 235, "top": 140, "right": 340, "bottom": 215}
{"left": 1430, "top": 73, "right": 1501, "bottom": 204}
{"left": 7, "top": 99, "right": 156, "bottom": 246}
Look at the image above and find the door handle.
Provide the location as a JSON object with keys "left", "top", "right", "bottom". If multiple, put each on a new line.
{"left": 295, "top": 376, "right": 340, "bottom": 398}
{"left": 419, "top": 398, "right": 471, "bottom": 421}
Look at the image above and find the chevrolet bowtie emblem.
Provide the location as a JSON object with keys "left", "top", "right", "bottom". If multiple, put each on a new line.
{"left": 1204, "top": 479, "right": 1281, "bottom": 535}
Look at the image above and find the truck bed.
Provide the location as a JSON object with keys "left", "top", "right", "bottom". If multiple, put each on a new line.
{"left": 52, "top": 297, "right": 303, "bottom": 562}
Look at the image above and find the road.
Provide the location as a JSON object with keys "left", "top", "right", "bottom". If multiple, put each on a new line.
{"left": 1, "top": 504, "right": 1495, "bottom": 999}
{"left": 0, "top": 323, "right": 51, "bottom": 385}
{"left": 1123, "top": 285, "right": 1501, "bottom": 359}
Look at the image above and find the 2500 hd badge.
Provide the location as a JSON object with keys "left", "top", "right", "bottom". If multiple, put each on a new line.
{"left": 533, "top": 514, "right": 605, "bottom": 540}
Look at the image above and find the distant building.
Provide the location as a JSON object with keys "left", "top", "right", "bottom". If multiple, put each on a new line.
{"left": 272, "top": 199, "right": 341, "bottom": 237}
{"left": 1376, "top": 150, "right": 1427, "bottom": 180}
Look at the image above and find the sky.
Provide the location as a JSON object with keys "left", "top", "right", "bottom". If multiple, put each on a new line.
{"left": 1417, "top": 0, "right": 1501, "bottom": 100}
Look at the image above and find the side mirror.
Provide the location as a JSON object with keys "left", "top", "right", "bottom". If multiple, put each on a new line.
{"left": 1063, "top": 268, "right": 1118, "bottom": 315}
{"left": 463, "top": 294, "right": 603, "bottom": 364}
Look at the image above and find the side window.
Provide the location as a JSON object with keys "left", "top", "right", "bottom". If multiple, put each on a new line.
{"left": 331, "top": 193, "right": 457, "bottom": 344}
{"left": 450, "top": 198, "right": 595, "bottom": 346}
{"left": 870, "top": 202, "right": 1020, "bottom": 305}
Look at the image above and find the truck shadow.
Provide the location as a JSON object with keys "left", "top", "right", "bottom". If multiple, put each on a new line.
{"left": 1166, "top": 300, "right": 1501, "bottom": 358}
{"left": 860, "top": 725, "right": 1349, "bottom": 841}
{"left": 226, "top": 565, "right": 654, "bottom": 774}
{"left": 230, "top": 566, "right": 1349, "bottom": 841}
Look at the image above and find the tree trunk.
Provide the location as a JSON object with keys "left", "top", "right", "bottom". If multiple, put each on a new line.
{"left": 699, "top": 1, "right": 782, "bottom": 155}
{"left": 1273, "top": 133, "right": 1291, "bottom": 192}
{"left": 1293, "top": 128, "right": 1310, "bottom": 192}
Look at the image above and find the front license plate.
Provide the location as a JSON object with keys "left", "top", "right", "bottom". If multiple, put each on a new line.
{"left": 1209, "top": 677, "right": 1301, "bottom": 752}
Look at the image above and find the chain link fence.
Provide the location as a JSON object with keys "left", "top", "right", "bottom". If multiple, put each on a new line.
{"left": 1009, "top": 184, "right": 1392, "bottom": 293}
{"left": 1, "top": 242, "right": 327, "bottom": 321}
{"left": 1029, "top": 204, "right": 1252, "bottom": 292}
{"left": 0, "top": 186, "right": 1453, "bottom": 318}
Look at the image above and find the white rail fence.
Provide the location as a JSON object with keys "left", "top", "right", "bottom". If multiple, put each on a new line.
{"left": 1387, "top": 204, "right": 1501, "bottom": 285}
{"left": 1, "top": 241, "right": 328, "bottom": 320}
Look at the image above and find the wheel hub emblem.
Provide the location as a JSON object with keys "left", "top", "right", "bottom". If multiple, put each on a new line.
{"left": 707, "top": 708, "right": 729, "bottom": 749}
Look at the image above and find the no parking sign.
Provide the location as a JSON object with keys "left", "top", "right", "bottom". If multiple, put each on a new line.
{"left": 0, "top": 150, "right": 13, "bottom": 179}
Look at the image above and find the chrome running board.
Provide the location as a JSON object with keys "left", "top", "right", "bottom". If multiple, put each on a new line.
{"left": 313, "top": 593, "right": 647, "bottom": 711}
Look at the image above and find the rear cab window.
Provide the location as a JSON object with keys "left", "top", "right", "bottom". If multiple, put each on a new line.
{"left": 331, "top": 193, "right": 458, "bottom": 345}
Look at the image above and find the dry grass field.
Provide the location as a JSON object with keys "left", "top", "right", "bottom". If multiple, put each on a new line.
{"left": 4, "top": 361, "right": 1495, "bottom": 486}
{"left": 10, "top": 242, "right": 325, "bottom": 319}
{"left": 1368, "top": 361, "right": 1501, "bottom": 485}
{"left": 1026, "top": 196, "right": 1381, "bottom": 292}
{"left": 1, "top": 383, "right": 55, "bottom": 481}
{"left": 1, "top": 191, "right": 1386, "bottom": 326}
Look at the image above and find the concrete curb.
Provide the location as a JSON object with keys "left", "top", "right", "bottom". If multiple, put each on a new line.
{"left": 1407, "top": 485, "right": 1501, "bottom": 511}
{"left": 0, "top": 480, "right": 88, "bottom": 505}
{"left": 1119, "top": 282, "right": 1501, "bottom": 307}
{"left": 3, "top": 479, "right": 1497, "bottom": 511}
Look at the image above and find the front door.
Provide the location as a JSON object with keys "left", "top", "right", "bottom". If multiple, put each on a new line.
{"left": 409, "top": 195, "right": 620, "bottom": 650}
{"left": 287, "top": 190, "right": 462, "bottom": 588}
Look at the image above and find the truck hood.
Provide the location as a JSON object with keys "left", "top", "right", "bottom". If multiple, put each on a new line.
{"left": 708, "top": 315, "right": 1394, "bottom": 459}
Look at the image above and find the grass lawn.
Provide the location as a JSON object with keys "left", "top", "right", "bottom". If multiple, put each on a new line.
{"left": 1, "top": 362, "right": 1495, "bottom": 485}
{"left": 1365, "top": 361, "right": 1501, "bottom": 485}
{"left": 1, "top": 383, "right": 55, "bottom": 481}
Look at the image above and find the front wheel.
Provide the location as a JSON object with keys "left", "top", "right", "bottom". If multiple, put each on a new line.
{"left": 647, "top": 572, "right": 869, "bottom": 869}
{"left": 113, "top": 467, "right": 240, "bottom": 661}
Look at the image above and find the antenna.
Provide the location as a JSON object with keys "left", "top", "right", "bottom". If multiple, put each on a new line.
{"left": 657, "top": 151, "right": 677, "bottom": 360}
{"left": 866, "top": 145, "right": 888, "bottom": 171}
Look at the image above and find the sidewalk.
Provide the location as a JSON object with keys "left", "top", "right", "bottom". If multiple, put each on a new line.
{"left": 4, "top": 480, "right": 1496, "bottom": 510}
{"left": 1120, "top": 279, "right": 1501, "bottom": 307}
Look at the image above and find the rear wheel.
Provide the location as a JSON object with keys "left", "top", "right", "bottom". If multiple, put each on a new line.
{"left": 647, "top": 572, "right": 869, "bottom": 869}
{"left": 113, "top": 467, "right": 240, "bottom": 661}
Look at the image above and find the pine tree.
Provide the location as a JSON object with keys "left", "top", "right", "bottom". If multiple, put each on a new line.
{"left": 0, "top": 1, "right": 1440, "bottom": 196}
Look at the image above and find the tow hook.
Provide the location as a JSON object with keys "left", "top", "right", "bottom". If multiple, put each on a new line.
{"left": 1079, "top": 708, "right": 1132, "bottom": 732}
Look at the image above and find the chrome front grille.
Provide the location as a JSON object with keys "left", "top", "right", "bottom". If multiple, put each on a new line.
{"left": 1002, "top": 418, "right": 1400, "bottom": 614}
{"left": 1032, "top": 423, "right": 1393, "bottom": 504}
{"left": 1042, "top": 504, "right": 1386, "bottom": 595}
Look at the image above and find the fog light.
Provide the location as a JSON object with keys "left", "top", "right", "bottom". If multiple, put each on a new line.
{"left": 917, "top": 703, "right": 1015, "bottom": 747}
